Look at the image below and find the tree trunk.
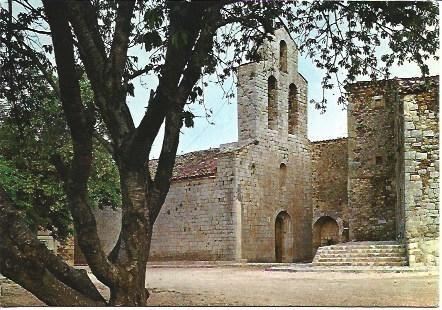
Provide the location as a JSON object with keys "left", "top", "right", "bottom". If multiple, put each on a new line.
{"left": 109, "top": 268, "right": 150, "bottom": 306}
{"left": 108, "top": 166, "right": 153, "bottom": 306}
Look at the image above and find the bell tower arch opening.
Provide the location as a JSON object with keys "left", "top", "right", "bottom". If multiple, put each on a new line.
{"left": 279, "top": 40, "right": 288, "bottom": 72}
{"left": 288, "top": 83, "right": 298, "bottom": 134}
{"left": 268, "top": 76, "right": 278, "bottom": 130}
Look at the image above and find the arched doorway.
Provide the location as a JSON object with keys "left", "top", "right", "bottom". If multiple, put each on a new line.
{"left": 275, "top": 211, "right": 293, "bottom": 262}
{"left": 312, "top": 216, "right": 339, "bottom": 255}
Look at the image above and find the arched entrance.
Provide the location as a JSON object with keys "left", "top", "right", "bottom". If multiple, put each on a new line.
{"left": 312, "top": 216, "right": 339, "bottom": 255}
{"left": 275, "top": 211, "right": 293, "bottom": 262}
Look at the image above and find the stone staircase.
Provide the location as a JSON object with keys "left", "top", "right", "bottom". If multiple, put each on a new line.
{"left": 313, "top": 241, "right": 408, "bottom": 267}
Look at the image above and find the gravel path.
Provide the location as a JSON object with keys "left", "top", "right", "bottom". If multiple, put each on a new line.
{"left": 0, "top": 267, "right": 438, "bottom": 307}
{"left": 144, "top": 267, "right": 438, "bottom": 307}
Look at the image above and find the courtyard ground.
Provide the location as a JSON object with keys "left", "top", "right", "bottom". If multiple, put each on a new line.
{"left": 0, "top": 266, "right": 438, "bottom": 307}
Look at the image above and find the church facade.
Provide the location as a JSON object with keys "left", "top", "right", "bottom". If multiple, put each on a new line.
{"left": 68, "top": 28, "right": 438, "bottom": 267}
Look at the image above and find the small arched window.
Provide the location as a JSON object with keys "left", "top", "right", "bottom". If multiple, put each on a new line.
{"left": 279, "top": 163, "right": 287, "bottom": 188}
{"left": 279, "top": 40, "right": 288, "bottom": 72}
{"left": 268, "top": 76, "right": 278, "bottom": 130}
{"left": 288, "top": 83, "right": 298, "bottom": 134}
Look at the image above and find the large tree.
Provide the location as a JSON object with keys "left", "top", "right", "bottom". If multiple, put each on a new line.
{"left": 0, "top": 0, "right": 438, "bottom": 306}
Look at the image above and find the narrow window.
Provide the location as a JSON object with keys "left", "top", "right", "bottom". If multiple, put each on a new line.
{"left": 375, "top": 156, "right": 383, "bottom": 165}
{"left": 279, "top": 163, "right": 287, "bottom": 188}
{"left": 288, "top": 83, "right": 298, "bottom": 134}
{"left": 371, "top": 95, "right": 385, "bottom": 108}
{"left": 268, "top": 76, "right": 278, "bottom": 130}
{"left": 279, "top": 40, "right": 287, "bottom": 72}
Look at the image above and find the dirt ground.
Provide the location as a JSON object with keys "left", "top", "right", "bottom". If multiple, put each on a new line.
{"left": 0, "top": 267, "right": 438, "bottom": 307}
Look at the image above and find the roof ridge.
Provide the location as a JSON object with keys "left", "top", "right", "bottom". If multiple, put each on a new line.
{"left": 310, "top": 137, "right": 348, "bottom": 144}
{"left": 149, "top": 147, "right": 222, "bottom": 181}
{"left": 150, "top": 147, "right": 221, "bottom": 162}
{"left": 346, "top": 75, "right": 439, "bottom": 88}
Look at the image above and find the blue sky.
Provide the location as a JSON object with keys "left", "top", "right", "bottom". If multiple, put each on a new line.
{"left": 127, "top": 45, "right": 439, "bottom": 159}
{"left": 7, "top": 0, "right": 437, "bottom": 159}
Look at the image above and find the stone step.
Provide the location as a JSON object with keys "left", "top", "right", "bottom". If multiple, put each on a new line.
{"left": 317, "top": 252, "right": 405, "bottom": 257}
{"left": 312, "top": 241, "right": 408, "bottom": 267}
{"left": 316, "top": 252, "right": 405, "bottom": 257}
{"left": 323, "top": 248, "right": 406, "bottom": 253}
{"left": 316, "top": 256, "right": 406, "bottom": 263}
{"left": 313, "top": 261, "right": 407, "bottom": 267}
{"left": 315, "top": 252, "right": 406, "bottom": 258}
{"left": 321, "top": 245, "right": 405, "bottom": 250}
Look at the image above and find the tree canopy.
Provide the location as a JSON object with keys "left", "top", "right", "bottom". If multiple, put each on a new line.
{"left": 0, "top": 72, "right": 121, "bottom": 240}
{"left": 0, "top": 0, "right": 438, "bottom": 306}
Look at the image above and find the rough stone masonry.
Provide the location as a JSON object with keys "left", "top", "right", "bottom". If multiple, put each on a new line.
{"left": 57, "top": 28, "right": 438, "bottom": 267}
{"left": 344, "top": 77, "right": 439, "bottom": 266}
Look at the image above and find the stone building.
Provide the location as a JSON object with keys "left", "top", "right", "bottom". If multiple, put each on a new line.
{"left": 348, "top": 77, "right": 439, "bottom": 266}
{"left": 311, "top": 76, "right": 439, "bottom": 267}
{"left": 149, "top": 28, "right": 312, "bottom": 263}
{"left": 65, "top": 28, "right": 438, "bottom": 267}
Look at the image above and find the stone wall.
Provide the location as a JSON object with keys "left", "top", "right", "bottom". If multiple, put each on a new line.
{"left": 347, "top": 82, "right": 398, "bottom": 241}
{"left": 150, "top": 152, "right": 237, "bottom": 261}
{"left": 233, "top": 140, "right": 312, "bottom": 262}
{"left": 37, "top": 230, "right": 74, "bottom": 266}
{"left": 73, "top": 150, "right": 238, "bottom": 262}
{"left": 401, "top": 81, "right": 439, "bottom": 266}
{"left": 56, "top": 237, "right": 74, "bottom": 266}
{"left": 94, "top": 206, "right": 122, "bottom": 254}
{"left": 73, "top": 206, "right": 122, "bottom": 265}
{"left": 347, "top": 76, "right": 439, "bottom": 266}
{"left": 311, "top": 138, "right": 348, "bottom": 250}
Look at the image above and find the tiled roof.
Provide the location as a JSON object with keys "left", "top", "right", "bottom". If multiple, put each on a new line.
{"left": 310, "top": 137, "right": 348, "bottom": 144}
{"left": 149, "top": 148, "right": 220, "bottom": 181}
{"left": 345, "top": 75, "right": 439, "bottom": 94}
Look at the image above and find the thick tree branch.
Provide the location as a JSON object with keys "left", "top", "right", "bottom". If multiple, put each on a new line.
{"left": 49, "top": 153, "right": 69, "bottom": 182}
{"left": 67, "top": 0, "right": 107, "bottom": 63}
{"left": 13, "top": 24, "right": 51, "bottom": 35}
{"left": 0, "top": 187, "right": 106, "bottom": 306}
{"left": 105, "top": 2, "right": 212, "bottom": 268}
{"left": 107, "top": 0, "right": 136, "bottom": 88}
{"left": 43, "top": 0, "right": 119, "bottom": 287}
{"left": 67, "top": 0, "right": 135, "bottom": 148}
{"left": 149, "top": 3, "right": 223, "bottom": 222}
{"left": 149, "top": 108, "right": 182, "bottom": 223}
{"left": 127, "top": 1, "right": 208, "bottom": 166}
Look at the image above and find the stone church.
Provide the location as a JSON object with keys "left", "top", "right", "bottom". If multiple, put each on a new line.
{"left": 150, "top": 28, "right": 311, "bottom": 263}
{"left": 65, "top": 28, "right": 438, "bottom": 267}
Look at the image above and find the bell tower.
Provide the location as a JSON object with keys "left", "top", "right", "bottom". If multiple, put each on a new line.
{"left": 237, "top": 28, "right": 308, "bottom": 144}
